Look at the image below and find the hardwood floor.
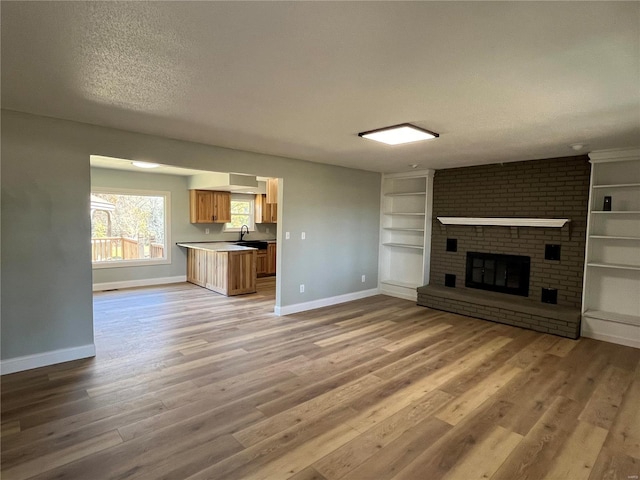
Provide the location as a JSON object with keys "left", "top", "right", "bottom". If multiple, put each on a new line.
{"left": 2, "top": 278, "right": 639, "bottom": 479}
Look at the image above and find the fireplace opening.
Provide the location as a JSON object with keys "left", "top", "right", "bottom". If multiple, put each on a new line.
{"left": 465, "top": 252, "right": 530, "bottom": 297}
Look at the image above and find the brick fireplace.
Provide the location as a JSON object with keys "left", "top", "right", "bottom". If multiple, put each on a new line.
{"left": 417, "top": 155, "right": 591, "bottom": 339}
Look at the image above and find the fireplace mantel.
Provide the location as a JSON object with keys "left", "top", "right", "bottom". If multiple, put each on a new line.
{"left": 437, "top": 217, "right": 570, "bottom": 228}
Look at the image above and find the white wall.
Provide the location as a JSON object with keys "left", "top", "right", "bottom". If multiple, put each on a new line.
{"left": 1, "top": 110, "right": 381, "bottom": 369}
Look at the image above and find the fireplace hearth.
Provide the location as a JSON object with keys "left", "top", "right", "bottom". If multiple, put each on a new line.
{"left": 465, "top": 252, "right": 530, "bottom": 297}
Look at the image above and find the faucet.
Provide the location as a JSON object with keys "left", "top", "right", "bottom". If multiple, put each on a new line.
{"left": 240, "top": 225, "right": 250, "bottom": 242}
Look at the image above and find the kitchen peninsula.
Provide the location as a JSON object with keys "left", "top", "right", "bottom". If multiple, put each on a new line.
{"left": 178, "top": 243, "right": 257, "bottom": 296}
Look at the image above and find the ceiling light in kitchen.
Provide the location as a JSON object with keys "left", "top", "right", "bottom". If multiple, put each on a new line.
{"left": 358, "top": 123, "right": 439, "bottom": 145}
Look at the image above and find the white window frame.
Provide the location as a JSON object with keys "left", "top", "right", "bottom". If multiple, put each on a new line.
{"left": 224, "top": 193, "right": 256, "bottom": 232}
{"left": 91, "top": 187, "right": 171, "bottom": 269}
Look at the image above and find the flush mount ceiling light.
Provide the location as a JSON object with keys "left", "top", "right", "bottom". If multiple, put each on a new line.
{"left": 132, "top": 161, "right": 160, "bottom": 169}
{"left": 358, "top": 123, "right": 439, "bottom": 145}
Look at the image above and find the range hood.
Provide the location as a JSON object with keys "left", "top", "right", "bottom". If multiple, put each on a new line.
{"left": 188, "top": 173, "right": 264, "bottom": 193}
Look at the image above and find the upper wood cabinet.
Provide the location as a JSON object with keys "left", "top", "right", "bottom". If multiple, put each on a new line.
{"left": 189, "top": 190, "right": 231, "bottom": 223}
{"left": 255, "top": 194, "right": 277, "bottom": 224}
{"left": 266, "top": 178, "right": 278, "bottom": 204}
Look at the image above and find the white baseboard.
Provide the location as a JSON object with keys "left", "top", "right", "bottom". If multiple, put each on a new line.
{"left": 1, "top": 344, "right": 96, "bottom": 375}
{"left": 93, "top": 275, "right": 186, "bottom": 292}
{"left": 274, "top": 288, "right": 380, "bottom": 316}
{"left": 581, "top": 316, "right": 640, "bottom": 349}
{"left": 379, "top": 285, "right": 418, "bottom": 301}
{"left": 581, "top": 328, "right": 640, "bottom": 349}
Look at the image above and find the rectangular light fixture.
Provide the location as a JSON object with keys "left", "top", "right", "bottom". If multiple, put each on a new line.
{"left": 358, "top": 123, "right": 439, "bottom": 145}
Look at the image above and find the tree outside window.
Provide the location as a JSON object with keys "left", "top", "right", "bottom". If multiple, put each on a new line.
{"left": 90, "top": 189, "right": 169, "bottom": 265}
{"left": 225, "top": 194, "right": 255, "bottom": 231}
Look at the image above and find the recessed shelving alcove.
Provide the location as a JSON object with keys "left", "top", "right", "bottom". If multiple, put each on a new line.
{"left": 378, "top": 170, "right": 434, "bottom": 300}
{"left": 582, "top": 148, "right": 640, "bottom": 348}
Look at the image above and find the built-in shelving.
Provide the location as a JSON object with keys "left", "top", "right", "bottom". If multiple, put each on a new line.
{"left": 378, "top": 171, "right": 434, "bottom": 301}
{"left": 582, "top": 148, "right": 640, "bottom": 349}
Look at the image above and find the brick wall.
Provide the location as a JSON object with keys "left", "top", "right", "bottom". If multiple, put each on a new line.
{"left": 429, "top": 155, "right": 591, "bottom": 308}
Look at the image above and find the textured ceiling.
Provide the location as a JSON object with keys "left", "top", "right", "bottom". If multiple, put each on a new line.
{"left": 2, "top": 2, "right": 639, "bottom": 173}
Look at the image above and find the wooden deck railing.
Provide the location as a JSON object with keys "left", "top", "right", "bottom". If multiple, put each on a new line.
{"left": 91, "top": 237, "right": 164, "bottom": 262}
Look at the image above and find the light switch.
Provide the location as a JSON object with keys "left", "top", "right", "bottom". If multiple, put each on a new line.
{"left": 285, "top": 232, "right": 290, "bottom": 239}
{"left": 301, "top": 232, "right": 306, "bottom": 240}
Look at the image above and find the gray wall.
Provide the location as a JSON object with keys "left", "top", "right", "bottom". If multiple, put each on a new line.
{"left": 90, "top": 167, "right": 276, "bottom": 286}
{"left": 1, "top": 110, "right": 381, "bottom": 361}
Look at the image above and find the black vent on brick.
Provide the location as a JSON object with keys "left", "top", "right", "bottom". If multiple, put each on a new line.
{"left": 445, "top": 274, "right": 456, "bottom": 288}
{"left": 545, "top": 244, "right": 561, "bottom": 261}
{"left": 465, "top": 252, "right": 530, "bottom": 297}
{"left": 541, "top": 288, "right": 558, "bottom": 304}
{"left": 446, "top": 238, "right": 458, "bottom": 252}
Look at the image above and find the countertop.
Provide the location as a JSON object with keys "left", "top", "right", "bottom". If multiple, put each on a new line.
{"left": 177, "top": 242, "right": 258, "bottom": 252}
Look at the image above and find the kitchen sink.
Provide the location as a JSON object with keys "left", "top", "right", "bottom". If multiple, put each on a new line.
{"left": 236, "top": 241, "right": 268, "bottom": 250}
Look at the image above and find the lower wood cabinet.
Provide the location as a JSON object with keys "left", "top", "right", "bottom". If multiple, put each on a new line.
{"left": 186, "top": 248, "right": 256, "bottom": 295}
{"left": 267, "top": 243, "right": 277, "bottom": 275}
{"left": 256, "top": 250, "right": 268, "bottom": 276}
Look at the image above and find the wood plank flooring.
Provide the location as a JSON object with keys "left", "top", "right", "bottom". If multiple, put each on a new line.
{"left": 2, "top": 277, "right": 639, "bottom": 479}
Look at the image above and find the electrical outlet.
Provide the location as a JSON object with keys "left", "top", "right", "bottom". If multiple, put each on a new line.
{"left": 205, "top": 228, "right": 210, "bottom": 235}
{"left": 266, "top": 227, "right": 270, "bottom": 234}
{"left": 301, "top": 232, "right": 306, "bottom": 240}
{"left": 286, "top": 232, "right": 290, "bottom": 240}
{"left": 300, "top": 284, "right": 305, "bottom": 293}
{"left": 362, "top": 275, "right": 366, "bottom": 283}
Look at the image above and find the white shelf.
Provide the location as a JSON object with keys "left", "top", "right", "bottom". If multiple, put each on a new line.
{"left": 591, "top": 211, "right": 640, "bottom": 214}
{"left": 384, "top": 212, "right": 425, "bottom": 216}
{"left": 593, "top": 183, "right": 640, "bottom": 189}
{"left": 584, "top": 310, "right": 640, "bottom": 327}
{"left": 589, "top": 235, "right": 640, "bottom": 241}
{"left": 384, "top": 191, "right": 426, "bottom": 197}
{"left": 383, "top": 228, "right": 425, "bottom": 232}
{"left": 380, "top": 279, "right": 419, "bottom": 289}
{"left": 382, "top": 243, "right": 424, "bottom": 250}
{"left": 437, "top": 217, "right": 570, "bottom": 228}
{"left": 587, "top": 262, "right": 640, "bottom": 271}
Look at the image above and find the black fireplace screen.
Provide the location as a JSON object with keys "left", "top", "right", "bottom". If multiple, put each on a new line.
{"left": 465, "top": 252, "right": 530, "bottom": 297}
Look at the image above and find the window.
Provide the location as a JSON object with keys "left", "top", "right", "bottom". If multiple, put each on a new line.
{"left": 225, "top": 194, "right": 255, "bottom": 232}
{"left": 90, "top": 188, "right": 170, "bottom": 267}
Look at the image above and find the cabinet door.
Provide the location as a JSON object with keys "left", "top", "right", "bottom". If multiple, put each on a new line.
{"left": 212, "top": 192, "right": 231, "bottom": 223}
{"left": 187, "top": 249, "right": 207, "bottom": 287}
{"left": 267, "top": 243, "right": 277, "bottom": 274}
{"left": 270, "top": 203, "right": 278, "bottom": 223}
{"left": 266, "top": 178, "right": 278, "bottom": 204}
{"left": 190, "top": 190, "right": 215, "bottom": 223}
{"left": 256, "top": 251, "right": 268, "bottom": 275}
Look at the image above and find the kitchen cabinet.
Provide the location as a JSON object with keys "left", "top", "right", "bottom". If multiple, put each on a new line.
{"left": 267, "top": 243, "right": 277, "bottom": 275}
{"left": 582, "top": 148, "right": 640, "bottom": 348}
{"left": 256, "top": 250, "right": 268, "bottom": 276}
{"left": 182, "top": 243, "right": 256, "bottom": 296}
{"left": 255, "top": 194, "right": 277, "bottom": 223}
{"left": 189, "top": 190, "right": 231, "bottom": 224}
{"left": 187, "top": 248, "right": 207, "bottom": 287}
{"left": 266, "top": 178, "right": 278, "bottom": 204}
